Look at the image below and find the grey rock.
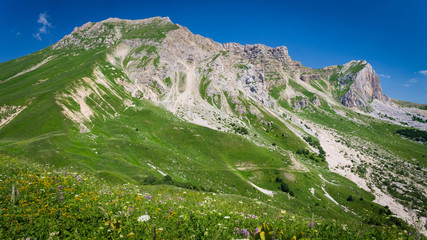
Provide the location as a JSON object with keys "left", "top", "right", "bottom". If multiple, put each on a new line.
{"left": 339, "top": 61, "right": 390, "bottom": 108}
{"left": 300, "top": 74, "right": 320, "bottom": 82}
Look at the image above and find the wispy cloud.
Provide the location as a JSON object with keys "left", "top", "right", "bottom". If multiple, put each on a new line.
{"left": 409, "top": 78, "right": 418, "bottom": 83}
{"left": 33, "top": 33, "right": 42, "bottom": 41}
{"left": 404, "top": 83, "right": 411, "bottom": 87}
{"left": 33, "top": 13, "right": 52, "bottom": 41}
{"left": 37, "top": 13, "right": 51, "bottom": 27}
{"left": 419, "top": 70, "right": 427, "bottom": 76}
{"left": 379, "top": 74, "right": 391, "bottom": 79}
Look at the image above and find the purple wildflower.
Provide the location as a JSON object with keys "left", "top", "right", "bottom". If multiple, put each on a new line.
{"left": 241, "top": 229, "right": 249, "bottom": 237}
{"left": 234, "top": 227, "right": 239, "bottom": 234}
{"left": 309, "top": 222, "right": 313, "bottom": 229}
{"left": 255, "top": 227, "right": 259, "bottom": 234}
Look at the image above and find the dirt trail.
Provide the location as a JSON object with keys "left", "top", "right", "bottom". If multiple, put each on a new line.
{"left": 2, "top": 56, "right": 54, "bottom": 83}
{"left": 0, "top": 106, "right": 27, "bottom": 129}
{"left": 248, "top": 181, "right": 275, "bottom": 197}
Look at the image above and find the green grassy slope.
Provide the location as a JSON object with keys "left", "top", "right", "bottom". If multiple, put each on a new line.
{"left": 1, "top": 18, "right": 425, "bottom": 238}
{"left": 0, "top": 155, "right": 420, "bottom": 239}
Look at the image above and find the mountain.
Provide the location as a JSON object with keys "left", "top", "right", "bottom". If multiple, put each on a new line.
{"left": 0, "top": 17, "right": 426, "bottom": 237}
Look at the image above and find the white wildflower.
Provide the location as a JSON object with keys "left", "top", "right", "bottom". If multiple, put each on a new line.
{"left": 224, "top": 216, "right": 230, "bottom": 219}
{"left": 137, "top": 214, "right": 150, "bottom": 222}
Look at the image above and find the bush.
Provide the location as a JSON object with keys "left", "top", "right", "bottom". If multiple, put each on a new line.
{"left": 396, "top": 128, "right": 427, "bottom": 143}
{"left": 281, "top": 183, "right": 290, "bottom": 193}
{"left": 233, "top": 126, "right": 249, "bottom": 135}
{"left": 144, "top": 175, "right": 158, "bottom": 184}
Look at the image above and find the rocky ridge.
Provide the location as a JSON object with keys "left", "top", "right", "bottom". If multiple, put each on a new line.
{"left": 1, "top": 17, "right": 426, "bottom": 235}
{"left": 339, "top": 60, "right": 389, "bottom": 108}
{"left": 52, "top": 18, "right": 394, "bottom": 125}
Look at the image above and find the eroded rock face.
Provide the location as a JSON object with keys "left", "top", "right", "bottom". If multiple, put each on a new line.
{"left": 312, "top": 95, "right": 321, "bottom": 107}
{"left": 52, "top": 18, "right": 392, "bottom": 130}
{"left": 340, "top": 61, "right": 389, "bottom": 108}
{"left": 293, "top": 98, "right": 309, "bottom": 109}
{"left": 300, "top": 74, "right": 320, "bottom": 82}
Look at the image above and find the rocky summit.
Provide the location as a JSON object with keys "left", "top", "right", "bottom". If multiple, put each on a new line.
{"left": 0, "top": 17, "right": 426, "bottom": 238}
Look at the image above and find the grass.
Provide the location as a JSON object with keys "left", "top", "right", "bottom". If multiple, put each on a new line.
{"left": 288, "top": 80, "right": 314, "bottom": 99}
{"left": 0, "top": 155, "right": 419, "bottom": 239}
{"left": 269, "top": 84, "right": 286, "bottom": 100}
{"left": 199, "top": 75, "right": 210, "bottom": 100}
{"left": 121, "top": 19, "right": 179, "bottom": 40}
{"left": 0, "top": 17, "right": 425, "bottom": 239}
{"left": 234, "top": 64, "right": 249, "bottom": 70}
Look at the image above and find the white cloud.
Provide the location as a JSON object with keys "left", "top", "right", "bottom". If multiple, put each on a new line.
{"left": 409, "top": 78, "right": 418, "bottom": 83}
{"left": 419, "top": 70, "right": 427, "bottom": 76}
{"left": 39, "top": 26, "right": 47, "bottom": 34}
{"left": 379, "top": 74, "right": 391, "bottom": 79}
{"left": 37, "top": 13, "right": 51, "bottom": 27}
{"left": 33, "top": 12, "right": 52, "bottom": 41}
{"left": 32, "top": 33, "right": 42, "bottom": 41}
{"left": 404, "top": 84, "right": 411, "bottom": 87}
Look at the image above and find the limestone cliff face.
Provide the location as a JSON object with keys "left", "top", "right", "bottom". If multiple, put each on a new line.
{"left": 339, "top": 61, "right": 389, "bottom": 108}
{"left": 52, "top": 17, "right": 391, "bottom": 129}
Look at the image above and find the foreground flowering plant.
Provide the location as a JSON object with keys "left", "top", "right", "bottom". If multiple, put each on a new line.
{"left": 0, "top": 155, "right": 417, "bottom": 239}
{"left": 138, "top": 214, "right": 150, "bottom": 222}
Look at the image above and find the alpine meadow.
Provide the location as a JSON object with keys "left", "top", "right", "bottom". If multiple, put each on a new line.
{"left": 0, "top": 17, "right": 426, "bottom": 239}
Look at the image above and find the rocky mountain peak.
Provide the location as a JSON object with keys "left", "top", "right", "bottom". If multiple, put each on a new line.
{"left": 52, "top": 16, "right": 176, "bottom": 50}
{"left": 51, "top": 17, "right": 390, "bottom": 115}
{"left": 222, "top": 43, "right": 292, "bottom": 65}
{"left": 339, "top": 60, "right": 389, "bottom": 108}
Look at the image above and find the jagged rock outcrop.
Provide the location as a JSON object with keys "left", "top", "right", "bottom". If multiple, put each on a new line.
{"left": 311, "top": 95, "right": 321, "bottom": 107}
{"left": 300, "top": 74, "right": 320, "bottom": 82}
{"left": 339, "top": 61, "right": 389, "bottom": 108}
{"left": 293, "top": 98, "right": 309, "bottom": 109}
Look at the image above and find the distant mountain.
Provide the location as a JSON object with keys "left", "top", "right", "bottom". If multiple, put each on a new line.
{"left": 0, "top": 17, "right": 426, "bottom": 235}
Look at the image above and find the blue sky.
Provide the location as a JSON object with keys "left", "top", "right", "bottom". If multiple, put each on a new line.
{"left": 1, "top": 0, "right": 426, "bottom": 103}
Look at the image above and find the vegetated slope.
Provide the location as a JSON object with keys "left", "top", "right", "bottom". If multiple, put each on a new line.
{"left": 0, "top": 155, "right": 419, "bottom": 239}
{"left": 0, "top": 17, "right": 426, "bottom": 236}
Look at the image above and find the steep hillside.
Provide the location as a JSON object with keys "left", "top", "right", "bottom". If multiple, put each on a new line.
{"left": 0, "top": 17, "right": 426, "bottom": 236}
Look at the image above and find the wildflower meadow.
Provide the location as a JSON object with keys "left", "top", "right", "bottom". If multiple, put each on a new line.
{"left": 0, "top": 155, "right": 420, "bottom": 239}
